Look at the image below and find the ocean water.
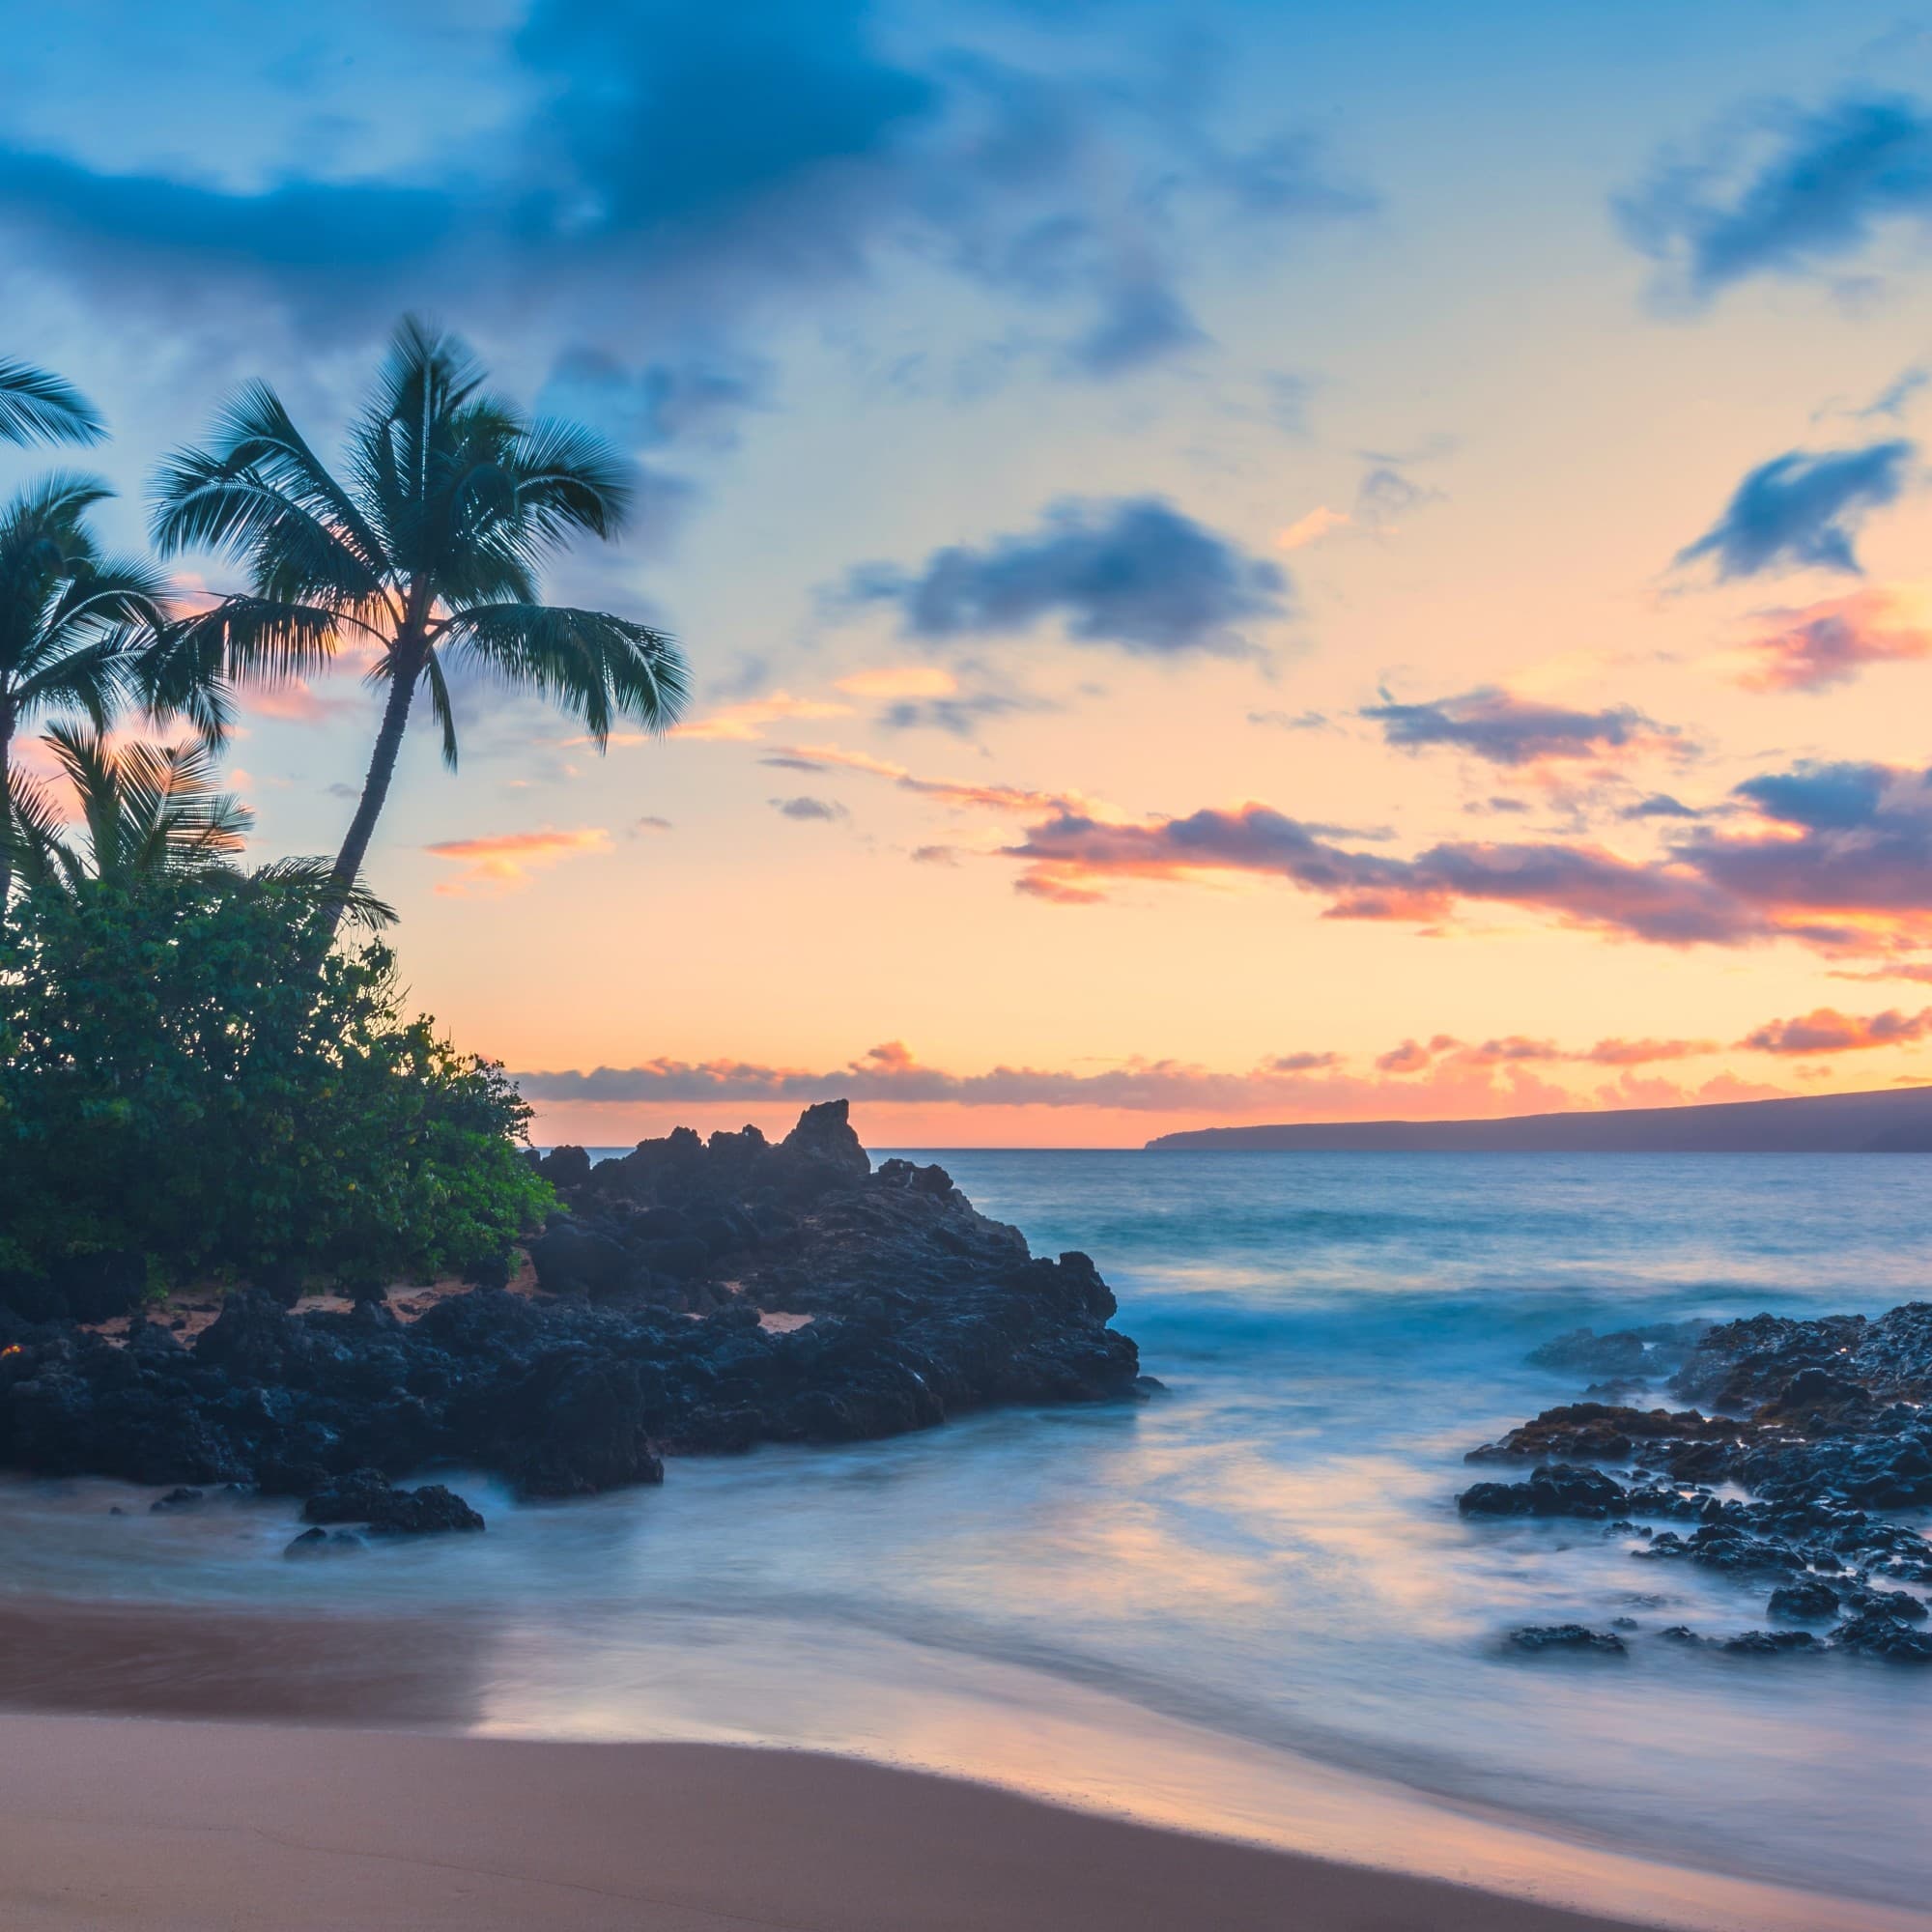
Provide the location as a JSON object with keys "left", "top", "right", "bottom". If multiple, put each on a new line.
{"left": 6, "top": 1151, "right": 1932, "bottom": 1925}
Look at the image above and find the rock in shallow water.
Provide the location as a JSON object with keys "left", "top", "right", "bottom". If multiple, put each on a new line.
{"left": 1469, "top": 1305, "right": 1932, "bottom": 1663}
{"left": 1507, "top": 1624, "right": 1627, "bottom": 1656}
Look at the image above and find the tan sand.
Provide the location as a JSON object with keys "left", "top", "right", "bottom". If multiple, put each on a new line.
{"left": 0, "top": 1712, "right": 1660, "bottom": 1932}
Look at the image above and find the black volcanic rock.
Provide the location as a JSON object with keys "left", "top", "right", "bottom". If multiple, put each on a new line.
{"left": 1508, "top": 1624, "right": 1627, "bottom": 1655}
{"left": 1465, "top": 1306, "right": 1932, "bottom": 1663}
{"left": 301, "top": 1470, "right": 485, "bottom": 1535}
{"left": 1459, "top": 1463, "right": 1627, "bottom": 1519}
{"left": 0, "top": 1104, "right": 1141, "bottom": 1520}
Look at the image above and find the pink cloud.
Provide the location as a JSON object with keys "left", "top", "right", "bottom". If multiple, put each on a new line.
{"left": 425, "top": 826, "right": 611, "bottom": 895}
{"left": 1740, "top": 1005, "right": 1932, "bottom": 1054}
{"left": 1729, "top": 590, "right": 1932, "bottom": 695}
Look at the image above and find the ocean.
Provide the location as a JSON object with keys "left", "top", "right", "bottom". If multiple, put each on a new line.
{"left": 5, "top": 1151, "right": 1930, "bottom": 1923}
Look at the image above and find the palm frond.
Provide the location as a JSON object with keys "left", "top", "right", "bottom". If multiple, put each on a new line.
{"left": 421, "top": 644, "right": 462, "bottom": 772}
{"left": 509, "top": 418, "right": 634, "bottom": 542}
{"left": 0, "top": 359, "right": 105, "bottom": 446}
{"left": 245, "top": 854, "right": 396, "bottom": 930}
{"left": 438, "top": 603, "right": 689, "bottom": 744}
{"left": 1, "top": 765, "right": 76, "bottom": 895}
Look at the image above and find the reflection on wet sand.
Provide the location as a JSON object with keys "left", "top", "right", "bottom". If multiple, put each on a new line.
{"left": 0, "top": 1597, "right": 489, "bottom": 1726}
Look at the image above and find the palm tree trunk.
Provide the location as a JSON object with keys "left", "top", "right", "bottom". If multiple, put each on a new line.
{"left": 0, "top": 719, "right": 12, "bottom": 912}
{"left": 330, "top": 636, "right": 423, "bottom": 901}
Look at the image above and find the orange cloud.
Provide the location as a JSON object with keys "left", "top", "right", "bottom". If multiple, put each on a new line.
{"left": 834, "top": 666, "right": 958, "bottom": 698}
{"left": 769, "top": 742, "right": 1087, "bottom": 815}
{"left": 668, "top": 693, "right": 856, "bottom": 743}
{"left": 1276, "top": 505, "right": 1351, "bottom": 550}
{"left": 1739, "top": 1005, "right": 1932, "bottom": 1054}
{"left": 514, "top": 1035, "right": 1793, "bottom": 1139}
{"left": 425, "top": 826, "right": 611, "bottom": 895}
{"left": 1726, "top": 589, "right": 1932, "bottom": 694}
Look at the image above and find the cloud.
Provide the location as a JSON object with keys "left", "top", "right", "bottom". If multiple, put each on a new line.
{"left": 0, "top": 2, "right": 1372, "bottom": 402}
{"left": 1858, "top": 365, "right": 1930, "bottom": 420}
{"left": 1619, "top": 793, "right": 1702, "bottom": 820}
{"left": 878, "top": 691, "right": 1043, "bottom": 737}
{"left": 768, "top": 742, "right": 1079, "bottom": 814}
{"left": 911, "top": 844, "right": 960, "bottom": 866}
{"left": 835, "top": 666, "right": 958, "bottom": 698}
{"left": 1726, "top": 588, "right": 1932, "bottom": 692}
{"left": 1353, "top": 464, "right": 1441, "bottom": 528}
{"left": 1740, "top": 1005, "right": 1932, "bottom": 1053}
{"left": 1249, "top": 708, "right": 1329, "bottom": 731}
{"left": 1579, "top": 1036, "right": 1719, "bottom": 1065}
{"left": 1619, "top": 94, "right": 1932, "bottom": 305}
{"left": 634, "top": 815, "right": 673, "bottom": 834}
{"left": 994, "top": 749, "right": 1932, "bottom": 955}
{"left": 538, "top": 346, "right": 772, "bottom": 454}
{"left": 515, "top": 1033, "right": 1781, "bottom": 1126}
{"left": 1277, "top": 506, "right": 1351, "bottom": 551}
{"left": 1362, "top": 687, "right": 1686, "bottom": 768}
{"left": 1673, "top": 440, "right": 1914, "bottom": 580}
{"left": 237, "top": 676, "right": 360, "bottom": 726}
{"left": 845, "top": 496, "right": 1290, "bottom": 658}
{"left": 769, "top": 795, "right": 849, "bottom": 821}
{"left": 424, "top": 826, "right": 611, "bottom": 895}
{"left": 669, "top": 692, "right": 856, "bottom": 742}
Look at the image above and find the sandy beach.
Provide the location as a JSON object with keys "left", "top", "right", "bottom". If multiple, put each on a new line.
{"left": 0, "top": 1712, "right": 1669, "bottom": 1932}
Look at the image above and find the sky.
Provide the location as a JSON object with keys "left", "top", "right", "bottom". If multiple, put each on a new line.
{"left": 14, "top": 1, "right": 1932, "bottom": 1145}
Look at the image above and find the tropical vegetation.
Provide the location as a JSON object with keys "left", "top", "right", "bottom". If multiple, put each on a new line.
{"left": 0, "top": 327, "right": 689, "bottom": 1305}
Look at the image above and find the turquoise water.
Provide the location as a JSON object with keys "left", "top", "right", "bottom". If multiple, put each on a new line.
{"left": 5, "top": 1151, "right": 1931, "bottom": 1917}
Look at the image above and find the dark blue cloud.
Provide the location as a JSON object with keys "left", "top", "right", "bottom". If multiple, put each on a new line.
{"left": 1733, "top": 760, "right": 1897, "bottom": 831}
{"left": 1619, "top": 94, "right": 1932, "bottom": 304}
{"left": 538, "top": 349, "right": 772, "bottom": 453}
{"left": 848, "top": 497, "right": 1290, "bottom": 658}
{"left": 1674, "top": 440, "right": 1915, "bottom": 580}
{"left": 1363, "top": 688, "right": 1678, "bottom": 767}
{"left": 0, "top": 0, "right": 1370, "bottom": 404}
{"left": 769, "top": 795, "right": 848, "bottom": 821}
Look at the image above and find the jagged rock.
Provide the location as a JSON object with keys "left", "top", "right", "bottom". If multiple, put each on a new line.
{"left": 0, "top": 1105, "right": 1140, "bottom": 1527}
{"left": 1720, "top": 1629, "right": 1817, "bottom": 1655}
{"left": 1832, "top": 1610, "right": 1932, "bottom": 1662}
{"left": 1768, "top": 1578, "right": 1841, "bottom": 1622}
{"left": 284, "top": 1526, "right": 366, "bottom": 1559}
{"left": 301, "top": 1470, "right": 484, "bottom": 1536}
{"left": 1469, "top": 1304, "right": 1932, "bottom": 1665}
{"left": 1459, "top": 1463, "right": 1627, "bottom": 1519}
{"left": 1507, "top": 1624, "right": 1626, "bottom": 1655}
{"left": 1526, "top": 1321, "right": 1710, "bottom": 1379}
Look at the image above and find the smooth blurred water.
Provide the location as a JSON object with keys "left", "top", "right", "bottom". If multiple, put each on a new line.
{"left": 5, "top": 1151, "right": 1931, "bottom": 1915}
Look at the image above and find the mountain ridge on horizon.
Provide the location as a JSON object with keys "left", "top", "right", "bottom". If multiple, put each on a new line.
{"left": 1145, "top": 1082, "right": 1932, "bottom": 1152}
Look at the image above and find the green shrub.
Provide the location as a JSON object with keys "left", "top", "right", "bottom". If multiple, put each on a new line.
{"left": 0, "top": 872, "right": 552, "bottom": 1289}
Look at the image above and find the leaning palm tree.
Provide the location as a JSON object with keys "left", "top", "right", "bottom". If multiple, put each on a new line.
{"left": 147, "top": 317, "right": 690, "bottom": 904}
{"left": 5, "top": 721, "right": 391, "bottom": 928}
{"left": 0, "top": 474, "right": 170, "bottom": 904}
{"left": 0, "top": 358, "right": 105, "bottom": 445}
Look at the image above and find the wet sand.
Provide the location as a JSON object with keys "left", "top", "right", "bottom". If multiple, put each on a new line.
{"left": 0, "top": 1712, "right": 1659, "bottom": 1932}
{"left": 0, "top": 1594, "right": 1924, "bottom": 1932}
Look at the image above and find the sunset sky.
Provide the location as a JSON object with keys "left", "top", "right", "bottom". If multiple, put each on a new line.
{"left": 12, "top": 1, "right": 1932, "bottom": 1144}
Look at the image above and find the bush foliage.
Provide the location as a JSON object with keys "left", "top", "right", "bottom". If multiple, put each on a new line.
{"left": 0, "top": 873, "right": 551, "bottom": 1292}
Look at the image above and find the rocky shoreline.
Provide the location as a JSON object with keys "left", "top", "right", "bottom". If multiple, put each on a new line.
{"left": 0, "top": 1103, "right": 1143, "bottom": 1548}
{"left": 1462, "top": 1304, "right": 1932, "bottom": 1662}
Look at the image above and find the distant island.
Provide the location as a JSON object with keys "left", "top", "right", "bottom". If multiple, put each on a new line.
{"left": 1146, "top": 1083, "right": 1932, "bottom": 1152}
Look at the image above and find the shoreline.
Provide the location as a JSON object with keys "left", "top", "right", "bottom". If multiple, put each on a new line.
{"left": 0, "top": 1595, "right": 1924, "bottom": 1932}
{"left": 0, "top": 1714, "right": 1774, "bottom": 1932}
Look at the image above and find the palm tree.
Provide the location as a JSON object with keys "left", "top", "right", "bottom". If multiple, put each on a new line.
{"left": 5, "top": 721, "right": 391, "bottom": 927}
{"left": 0, "top": 358, "right": 104, "bottom": 446}
{"left": 147, "top": 317, "right": 690, "bottom": 905}
{"left": 0, "top": 475, "right": 170, "bottom": 904}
